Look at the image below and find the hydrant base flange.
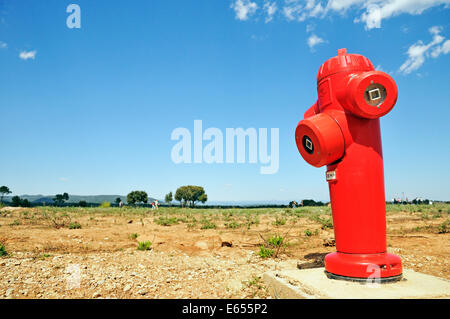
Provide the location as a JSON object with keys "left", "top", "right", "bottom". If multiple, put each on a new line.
{"left": 325, "top": 252, "right": 403, "bottom": 279}
{"left": 324, "top": 271, "right": 403, "bottom": 284}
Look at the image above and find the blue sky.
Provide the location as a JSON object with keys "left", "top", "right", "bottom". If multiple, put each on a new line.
{"left": 0, "top": 0, "right": 449, "bottom": 202}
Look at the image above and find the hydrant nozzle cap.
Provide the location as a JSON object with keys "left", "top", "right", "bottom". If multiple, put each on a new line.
{"left": 317, "top": 48, "right": 374, "bottom": 82}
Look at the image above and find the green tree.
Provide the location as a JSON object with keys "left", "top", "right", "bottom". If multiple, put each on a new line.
{"left": 174, "top": 185, "right": 207, "bottom": 208}
{"left": 21, "top": 199, "right": 30, "bottom": 207}
{"left": 53, "top": 193, "right": 69, "bottom": 206}
{"left": 164, "top": 192, "right": 173, "bottom": 206}
{"left": 126, "top": 191, "right": 148, "bottom": 206}
{"left": 115, "top": 197, "right": 122, "bottom": 205}
{"left": 78, "top": 200, "right": 88, "bottom": 207}
{"left": 0, "top": 186, "right": 11, "bottom": 203}
{"left": 11, "top": 196, "right": 21, "bottom": 207}
{"left": 10, "top": 196, "right": 29, "bottom": 207}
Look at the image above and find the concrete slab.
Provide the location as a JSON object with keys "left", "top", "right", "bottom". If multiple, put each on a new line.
{"left": 263, "top": 268, "right": 450, "bottom": 299}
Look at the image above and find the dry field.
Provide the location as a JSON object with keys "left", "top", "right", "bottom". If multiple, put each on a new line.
{"left": 0, "top": 204, "right": 449, "bottom": 299}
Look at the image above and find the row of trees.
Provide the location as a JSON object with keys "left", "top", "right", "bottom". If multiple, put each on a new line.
{"left": 1, "top": 184, "right": 207, "bottom": 208}
{"left": 289, "top": 199, "right": 326, "bottom": 208}
{"left": 128, "top": 186, "right": 208, "bottom": 207}
{"left": 1, "top": 186, "right": 30, "bottom": 207}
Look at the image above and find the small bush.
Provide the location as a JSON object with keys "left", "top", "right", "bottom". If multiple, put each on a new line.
{"left": 225, "top": 221, "right": 241, "bottom": 229}
{"left": 309, "top": 215, "right": 333, "bottom": 229}
{"left": 99, "top": 201, "right": 111, "bottom": 208}
{"left": 258, "top": 245, "right": 274, "bottom": 258}
{"left": 69, "top": 222, "right": 82, "bottom": 229}
{"left": 78, "top": 200, "right": 88, "bottom": 207}
{"left": 129, "top": 233, "right": 139, "bottom": 240}
{"left": 245, "top": 215, "right": 259, "bottom": 230}
{"left": 201, "top": 219, "right": 217, "bottom": 229}
{"left": 154, "top": 216, "right": 178, "bottom": 226}
{"left": 305, "top": 229, "right": 313, "bottom": 237}
{"left": 10, "top": 220, "right": 21, "bottom": 226}
{"left": 273, "top": 216, "right": 286, "bottom": 226}
{"left": 438, "top": 220, "right": 449, "bottom": 234}
{"left": 0, "top": 243, "right": 7, "bottom": 257}
{"left": 137, "top": 241, "right": 152, "bottom": 251}
{"left": 267, "top": 235, "right": 284, "bottom": 247}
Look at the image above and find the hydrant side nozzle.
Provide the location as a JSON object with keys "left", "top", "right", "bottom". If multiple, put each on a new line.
{"left": 343, "top": 70, "right": 398, "bottom": 119}
{"left": 295, "top": 113, "right": 345, "bottom": 168}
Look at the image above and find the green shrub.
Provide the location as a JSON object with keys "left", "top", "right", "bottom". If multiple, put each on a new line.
{"left": 154, "top": 216, "right": 178, "bottom": 226}
{"left": 258, "top": 245, "right": 274, "bottom": 258}
{"left": 309, "top": 215, "right": 333, "bottom": 229}
{"left": 10, "top": 220, "right": 21, "bottom": 226}
{"left": 201, "top": 219, "right": 217, "bottom": 229}
{"left": 69, "top": 222, "right": 82, "bottom": 229}
{"left": 129, "top": 233, "right": 139, "bottom": 240}
{"left": 99, "top": 201, "right": 111, "bottom": 208}
{"left": 0, "top": 243, "right": 7, "bottom": 257}
{"left": 137, "top": 241, "right": 152, "bottom": 251}
{"left": 245, "top": 215, "right": 259, "bottom": 230}
{"left": 438, "top": 220, "right": 449, "bottom": 234}
{"left": 305, "top": 229, "right": 313, "bottom": 237}
{"left": 273, "top": 216, "right": 286, "bottom": 226}
{"left": 267, "top": 235, "right": 284, "bottom": 247}
{"left": 225, "top": 221, "right": 241, "bottom": 229}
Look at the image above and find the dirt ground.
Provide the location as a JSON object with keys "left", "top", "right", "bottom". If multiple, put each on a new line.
{"left": 0, "top": 205, "right": 448, "bottom": 299}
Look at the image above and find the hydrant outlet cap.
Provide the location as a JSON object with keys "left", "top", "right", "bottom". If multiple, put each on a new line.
{"left": 317, "top": 48, "right": 374, "bottom": 82}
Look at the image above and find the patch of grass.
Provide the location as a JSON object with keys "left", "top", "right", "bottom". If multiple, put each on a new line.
{"left": 258, "top": 245, "right": 274, "bottom": 258}
{"left": 309, "top": 215, "right": 333, "bottom": 229}
{"left": 245, "top": 215, "right": 259, "bottom": 230}
{"left": 68, "top": 222, "right": 82, "bottom": 229}
{"left": 267, "top": 235, "right": 284, "bottom": 247}
{"left": 10, "top": 220, "right": 21, "bottom": 226}
{"left": 154, "top": 216, "right": 178, "bottom": 226}
{"left": 200, "top": 219, "right": 217, "bottom": 230}
{"left": 129, "top": 233, "right": 139, "bottom": 240}
{"left": 243, "top": 276, "right": 267, "bottom": 298}
{"left": 304, "top": 229, "right": 320, "bottom": 237}
{"left": 272, "top": 216, "right": 286, "bottom": 226}
{"left": 137, "top": 241, "right": 152, "bottom": 251}
{"left": 0, "top": 243, "right": 7, "bottom": 257}
{"left": 99, "top": 201, "right": 111, "bottom": 208}
{"left": 438, "top": 220, "right": 450, "bottom": 234}
{"left": 224, "top": 221, "right": 241, "bottom": 229}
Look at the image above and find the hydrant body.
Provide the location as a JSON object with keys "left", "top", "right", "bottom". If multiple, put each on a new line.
{"left": 295, "top": 49, "right": 402, "bottom": 280}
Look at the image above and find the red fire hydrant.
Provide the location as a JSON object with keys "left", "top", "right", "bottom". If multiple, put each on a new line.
{"left": 295, "top": 48, "right": 402, "bottom": 282}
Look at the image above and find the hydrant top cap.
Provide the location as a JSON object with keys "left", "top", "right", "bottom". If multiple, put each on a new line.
{"left": 317, "top": 48, "right": 374, "bottom": 82}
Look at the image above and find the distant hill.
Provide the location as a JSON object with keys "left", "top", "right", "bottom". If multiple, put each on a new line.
{"left": 2, "top": 195, "right": 158, "bottom": 205}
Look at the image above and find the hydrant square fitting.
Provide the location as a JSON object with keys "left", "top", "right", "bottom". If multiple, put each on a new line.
{"left": 295, "top": 48, "right": 402, "bottom": 282}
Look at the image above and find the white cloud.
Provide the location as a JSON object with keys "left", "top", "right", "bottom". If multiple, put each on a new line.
{"left": 231, "top": 0, "right": 450, "bottom": 30}
{"left": 19, "top": 50, "right": 37, "bottom": 60}
{"left": 357, "top": 0, "right": 450, "bottom": 30}
{"left": 282, "top": 0, "right": 307, "bottom": 21}
{"left": 307, "top": 33, "right": 325, "bottom": 49}
{"left": 263, "top": 1, "right": 278, "bottom": 22}
{"left": 231, "top": 0, "right": 258, "bottom": 21}
{"left": 431, "top": 39, "right": 450, "bottom": 57}
{"left": 399, "top": 26, "right": 449, "bottom": 74}
{"left": 0, "top": 41, "right": 7, "bottom": 49}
